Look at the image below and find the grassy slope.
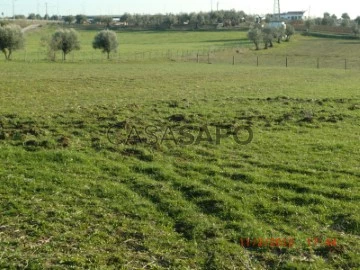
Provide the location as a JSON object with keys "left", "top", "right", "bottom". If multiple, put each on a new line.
{"left": 17, "top": 25, "right": 250, "bottom": 61}
{"left": 0, "top": 28, "right": 359, "bottom": 269}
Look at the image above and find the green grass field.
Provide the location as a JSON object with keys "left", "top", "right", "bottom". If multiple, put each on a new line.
{"left": 0, "top": 26, "right": 359, "bottom": 269}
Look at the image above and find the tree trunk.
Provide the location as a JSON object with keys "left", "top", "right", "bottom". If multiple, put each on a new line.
{"left": 2, "top": 49, "right": 7, "bottom": 60}
{"left": 107, "top": 52, "right": 110, "bottom": 59}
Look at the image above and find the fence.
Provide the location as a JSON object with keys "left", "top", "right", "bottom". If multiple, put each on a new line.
{"left": 187, "top": 53, "right": 360, "bottom": 70}
{"left": 6, "top": 47, "right": 360, "bottom": 71}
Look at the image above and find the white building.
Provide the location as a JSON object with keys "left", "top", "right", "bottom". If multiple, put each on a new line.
{"left": 280, "top": 11, "right": 306, "bottom": 21}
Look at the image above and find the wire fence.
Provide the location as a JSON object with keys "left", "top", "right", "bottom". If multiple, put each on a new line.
{"left": 6, "top": 47, "right": 360, "bottom": 71}
{"left": 187, "top": 53, "right": 360, "bottom": 70}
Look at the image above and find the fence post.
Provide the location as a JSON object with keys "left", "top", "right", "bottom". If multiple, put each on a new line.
{"left": 197, "top": 53, "right": 199, "bottom": 63}
{"left": 257, "top": 56, "right": 259, "bottom": 67}
{"left": 317, "top": 58, "right": 320, "bottom": 69}
{"left": 208, "top": 52, "right": 210, "bottom": 64}
{"left": 286, "top": 56, "right": 288, "bottom": 68}
{"left": 233, "top": 56, "right": 235, "bottom": 65}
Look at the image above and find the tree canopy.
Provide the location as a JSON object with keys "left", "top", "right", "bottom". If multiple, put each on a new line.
{"left": 0, "top": 24, "right": 24, "bottom": 60}
{"left": 49, "top": 29, "right": 80, "bottom": 60}
{"left": 92, "top": 30, "right": 119, "bottom": 59}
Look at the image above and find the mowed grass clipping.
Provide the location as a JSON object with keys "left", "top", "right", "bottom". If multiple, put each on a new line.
{"left": 0, "top": 28, "right": 360, "bottom": 269}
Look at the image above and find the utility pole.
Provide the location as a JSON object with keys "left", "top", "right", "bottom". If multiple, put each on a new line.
{"left": 12, "top": 0, "right": 16, "bottom": 20}
{"left": 217, "top": 1, "right": 219, "bottom": 11}
{"left": 273, "top": 0, "right": 280, "bottom": 21}
{"left": 45, "top": 2, "right": 48, "bottom": 18}
{"left": 211, "top": 0, "right": 213, "bottom": 12}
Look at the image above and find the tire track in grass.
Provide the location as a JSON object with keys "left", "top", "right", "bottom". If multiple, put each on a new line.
{"left": 121, "top": 173, "right": 259, "bottom": 269}
{"left": 129, "top": 163, "right": 283, "bottom": 240}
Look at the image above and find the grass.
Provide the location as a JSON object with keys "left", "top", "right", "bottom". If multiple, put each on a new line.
{"left": 17, "top": 24, "right": 250, "bottom": 62}
{"left": 12, "top": 24, "right": 360, "bottom": 71}
{"left": 0, "top": 27, "right": 359, "bottom": 269}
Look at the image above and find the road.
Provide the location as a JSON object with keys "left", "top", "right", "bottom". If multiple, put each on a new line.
{"left": 21, "top": 24, "right": 40, "bottom": 33}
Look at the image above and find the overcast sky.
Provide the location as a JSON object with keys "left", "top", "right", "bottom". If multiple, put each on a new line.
{"left": 0, "top": 0, "right": 359, "bottom": 19}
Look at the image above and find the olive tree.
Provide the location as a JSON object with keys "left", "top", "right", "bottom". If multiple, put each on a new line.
{"left": 305, "top": 19, "right": 315, "bottom": 32}
{"left": 0, "top": 24, "right": 24, "bottom": 60}
{"left": 63, "top": 15, "right": 75, "bottom": 24}
{"left": 262, "top": 26, "right": 274, "bottom": 49}
{"left": 274, "top": 26, "right": 285, "bottom": 43}
{"left": 92, "top": 30, "right": 119, "bottom": 59}
{"left": 285, "top": 24, "right": 295, "bottom": 41}
{"left": 351, "top": 23, "right": 360, "bottom": 37}
{"left": 49, "top": 29, "right": 80, "bottom": 60}
{"left": 247, "top": 25, "right": 262, "bottom": 50}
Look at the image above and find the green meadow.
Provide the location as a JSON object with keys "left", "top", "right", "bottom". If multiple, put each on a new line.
{"left": 0, "top": 26, "right": 359, "bottom": 269}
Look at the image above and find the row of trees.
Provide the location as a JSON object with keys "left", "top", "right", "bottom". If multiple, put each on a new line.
{"left": 309, "top": 12, "right": 360, "bottom": 27}
{"left": 14, "top": 10, "right": 250, "bottom": 28}
{"left": 110, "top": 10, "right": 248, "bottom": 27}
{"left": 0, "top": 25, "right": 119, "bottom": 61}
{"left": 247, "top": 24, "right": 295, "bottom": 50}
{"left": 304, "top": 14, "right": 360, "bottom": 37}
{"left": 44, "top": 28, "right": 119, "bottom": 60}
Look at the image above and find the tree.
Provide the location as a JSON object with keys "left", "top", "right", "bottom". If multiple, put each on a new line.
{"left": 164, "top": 14, "right": 177, "bottom": 29}
{"left": 0, "top": 24, "right": 24, "bottom": 60}
{"left": 354, "top": 16, "right": 360, "bottom": 25}
{"left": 247, "top": 25, "right": 262, "bottom": 50}
{"left": 28, "top": 13, "right": 36, "bottom": 20}
{"left": 75, "top": 14, "right": 87, "bottom": 24}
{"left": 35, "top": 14, "right": 42, "bottom": 20}
{"left": 305, "top": 19, "right": 315, "bottom": 32}
{"left": 314, "top": 17, "right": 322, "bottom": 25}
{"left": 49, "top": 29, "right": 80, "bottom": 60}
{"left": 15, "top": 15, "right": 26, "bottom": 20}
{"left": 120, "top": 13, "right": 131, "bottom": 23}
{"left": 177, "top": 13, "right": 190, "bottom": 24}
{"left": 285, "top": 24, "right": 295, "bottom": 41}
{"left": 274, "top": 26, "right": 285, "bottom": 43}
{"left": 262, "top": 26, "right": 274, "bottom": 49}
{"left": 92, "top": 30, "right": 119, "bottom": 59}
{"left": 63, "top": 15, "right": 75, "bottom": 25}
{"left": 341, "top": 13, "right": 350, "bottom": 20}
{"left": 341, "top": 19, "right": 350, "bottom": 27}
{"left": 50, "top": 15, "right": 60, "bottom": 21}
{"left": 351, "top": 23, "right": 360, "bottom": 37}
{"left": 322, "top": 12, "right": 335, "bottom": 26}
{"left": 101, "top": 16, "right": 113, "bottom": 27}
